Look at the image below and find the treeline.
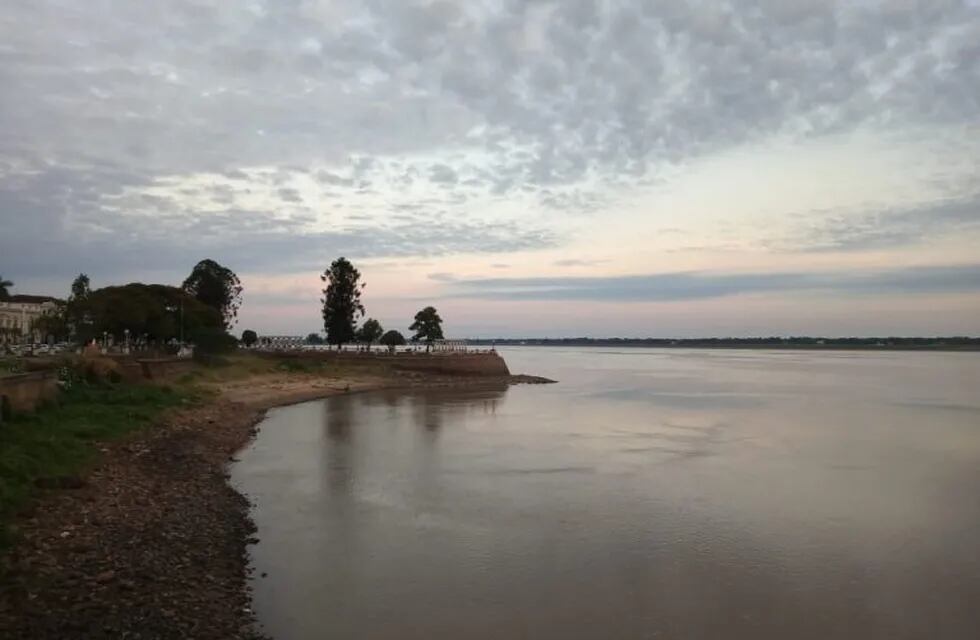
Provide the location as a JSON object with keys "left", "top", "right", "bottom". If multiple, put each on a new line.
{"left": 30, "top": 259, "right": 241, "bottom": 350}
{"left": 468, "top": 337, "right": 980, "bottom": 350}
{"left": 315, "top": 257, "right": 445, "bottom": 350}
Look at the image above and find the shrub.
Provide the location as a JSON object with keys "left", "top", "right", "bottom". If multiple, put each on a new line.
{"left": 189, "top": 327, "right": 238, "bottom": 355}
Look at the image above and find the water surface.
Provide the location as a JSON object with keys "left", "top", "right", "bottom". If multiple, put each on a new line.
{"left": 234, "top": 348, "right": 980, "bottom": 639}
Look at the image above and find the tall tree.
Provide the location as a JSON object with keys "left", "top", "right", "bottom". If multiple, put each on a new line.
{"left": 182, "top": 259, "right": 243, "bottom": 329}
{"left": 409, "top": 306, "right": 444, "bottom": 350}
{"left": 320, "top": 257, "right": 365, "bottom": 347}
{"left": 66, "top": 273, "right": 92, "bottom": 341}
{"left": 356, "top": 318, "right": 384, "bottom": 347}
{"left": 70, "top": 273, "right": 91, "bottom": 300}
{"left": 0, "top": 275, "right": 12, "bottom": 300}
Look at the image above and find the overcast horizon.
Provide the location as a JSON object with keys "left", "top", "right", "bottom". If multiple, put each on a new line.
{"left": 2, "top": 1, "right": 979, "bottom": 338}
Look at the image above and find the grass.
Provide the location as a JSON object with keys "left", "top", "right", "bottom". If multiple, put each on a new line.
{"left": 0, "top": 351, "right": 394, "bottom": 551}
{"left": 0, "top": 383, "right": 194, "bottom": 549}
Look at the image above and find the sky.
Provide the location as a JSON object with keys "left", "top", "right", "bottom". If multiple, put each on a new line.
{"left": 1, "top": 0, "right": 979, "bottom": 338}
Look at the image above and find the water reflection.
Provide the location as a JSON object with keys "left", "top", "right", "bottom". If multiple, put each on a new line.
{"left": 235, "top": 350, "right": 980, "bottom": 640}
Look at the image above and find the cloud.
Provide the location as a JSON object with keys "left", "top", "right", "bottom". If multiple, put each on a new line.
{"left": 1, "top": 0, "right": 978, "bottom": 291}
{"left": 553, "top": 258, "right": 610, "bottom": 267}
{"left": 786, "top": 194, "right": 980, "bottom": 251}
{"left": 443, "top": 264, "right": 980, "bottom": 302}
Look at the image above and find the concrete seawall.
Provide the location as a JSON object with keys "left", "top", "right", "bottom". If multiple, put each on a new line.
{"left": 270, "top": 350, "right": 512, "bottom": 377}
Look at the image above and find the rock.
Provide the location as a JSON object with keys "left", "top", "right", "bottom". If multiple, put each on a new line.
{"left": 94, "top": 570, "right": 116, "bottom": 584}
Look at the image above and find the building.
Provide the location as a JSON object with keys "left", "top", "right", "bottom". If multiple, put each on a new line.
{"left": 0, "top": 295, "right": 62, "bottom": 345}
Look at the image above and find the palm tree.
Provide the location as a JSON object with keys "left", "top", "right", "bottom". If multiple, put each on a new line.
{"left": 0, "top": 275, "right": 12, "bottom": 301}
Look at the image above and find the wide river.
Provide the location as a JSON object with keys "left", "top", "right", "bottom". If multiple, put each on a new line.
{"left": 233, "top": 348, "right": 980, "bottom": 639}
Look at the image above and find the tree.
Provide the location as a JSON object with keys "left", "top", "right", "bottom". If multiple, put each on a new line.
{"left": 357, "top": 318, "right": 384, "bottom": 347}
{"left": 32, "top": 302, "right": 69, "bottom": 343}
{"left": 190, "top": 326, "right": 238, "bottom": 355}
{"left": 409, "top": 306, "right": 444, "bottom": 350}
{"left": 0, "top": 275, "right": 12, "bottom": 301}
{"left": 182, "top": 259, "right": 243, "bottom": 329}
{"left": 66, "top": 273, "right": 92, "bottom": 342}
{"left": 70, "top": 273, "right": 91, "bottom": 300}
{"left": 380, "top": 329, "right": 406, "bottom": 353}
{"left": 241, "top": 329, "right": 258, "bottom": 347}
{"left": 320, "top": 257, "right": 365, "bottom": 348}
{"left": 306, "top": 333, "right": 324, "bottom": 345}
{"left": 84, "top": 283, "right": 223, "bottom": 344}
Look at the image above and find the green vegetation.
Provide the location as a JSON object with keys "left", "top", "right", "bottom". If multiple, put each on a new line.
{"left": 410, "top": 306, "right": 444, "bottom": 349}
{"left": 320, "top": 257, "right": 365, "bottom": 347}
{"left": 380, "top": 329, "right": 406, "bottom": 351}
{"left": 357, "top": 318, "right": 384, "bottom": 347}
{"left": 306, "top": 333, "right": 324, "bottom": 345}
{"left": 0, "top": 384, "right": 194, "bottom": 548}
{"left": 0, "top": 276, "right": 12, "bottom": 301}
{"left": 241, "top": 329, "right": 258, "bottom": 347}
{"left": 84, "top": 283, "right": 223, "bottom": 344}
{"left": 182, "top": 259, "right": 243, "bottom": 330}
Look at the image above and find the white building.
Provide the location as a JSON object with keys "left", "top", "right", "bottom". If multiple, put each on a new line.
{"left": 0, "top": 295, "right": 61, "bottom": 345}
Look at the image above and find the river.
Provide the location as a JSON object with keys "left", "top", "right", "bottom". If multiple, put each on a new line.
{"left": 232, "top": 347, "right": 980, "bottom": 639}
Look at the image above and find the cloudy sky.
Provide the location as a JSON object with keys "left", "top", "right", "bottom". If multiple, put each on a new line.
{"left": 1, "top": 0, "right": 979, "bottom": 337}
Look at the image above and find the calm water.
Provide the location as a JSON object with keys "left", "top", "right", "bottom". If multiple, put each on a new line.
{"left": 233, "top": 348, "right": 980, "bottom": 639}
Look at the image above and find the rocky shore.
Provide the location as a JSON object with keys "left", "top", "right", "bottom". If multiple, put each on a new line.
{"left": 0, "top": 370, "right": 552, "bottom": 638}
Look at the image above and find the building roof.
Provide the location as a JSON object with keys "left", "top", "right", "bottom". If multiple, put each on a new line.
{"left": 7, "top": 294, "right": 62, "bottom": 304}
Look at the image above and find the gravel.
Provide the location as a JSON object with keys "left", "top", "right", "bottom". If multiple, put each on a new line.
{"left": 0, "top": 399, "right": 269, "bottom": 639}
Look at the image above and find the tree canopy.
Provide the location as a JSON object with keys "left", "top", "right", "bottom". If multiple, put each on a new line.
{"left": 380, "top": 329, "right": 406, "bottom": 349}
{"left": 357, "top": 318, "right": 384, "bottom": 345}
{"left": 66, "top": 273, "right": 93, "bottom": 340}
{"left": 409, "top": 306, "right": 444, "bottom": 346}
{"left": 0, "top": 275, "right": 12, "bottom": 301}
{"left": 306, "top": 333, "right": 324, "bottom": 345}
{"left": 182, "top": 259, "right": 243, "bottom": 329}
{"left": 81, "top": 283, "right": 223, "bottom": 343}
{"left": 241, "top": 329, "right": 258, "bottom": 347}
{"left": 320, "top": 257, "right": 365, "bottom": 347}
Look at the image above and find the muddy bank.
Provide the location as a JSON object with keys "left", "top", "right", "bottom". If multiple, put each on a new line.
{"left": 0, "top": 399, "right": 272, "bottom": 638}
{"left": 0, "top": 371, "right": 550, "bottom": 638}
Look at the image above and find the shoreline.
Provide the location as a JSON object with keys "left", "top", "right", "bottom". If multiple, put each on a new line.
{"left": 0, "top": 370, "right": 548, "bottom": 639}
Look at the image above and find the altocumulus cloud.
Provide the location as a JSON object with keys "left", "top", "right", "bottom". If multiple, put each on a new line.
{"left": 443, "top": 264, "right": 980, "bottom": 302}
{"left": 0, "top": 0, "right": 978, "bottom": 283}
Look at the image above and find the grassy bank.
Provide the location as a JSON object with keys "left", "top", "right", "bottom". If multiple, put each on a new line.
{"left": 0, "top": 384, "right": 194, "bottom": 549}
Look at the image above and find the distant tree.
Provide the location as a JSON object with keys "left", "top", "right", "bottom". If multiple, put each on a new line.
{"left": 357, "top": 318, "right": 384, "bottom": 347}
{"left": 31, "top": 302, "right": 69, "bottom": 343}
{"left": 0, "top": 275, "right": 12, "bottom": 300}
{"left": 320, "top": 257, "right": 365, "bottom": 348}
{"left": 67, "top": 273, "right": 93, "bottom": 342}
{"left": 306, "top": 333, "right": 324, "bottom": 345}
{"left": 380, "top": 329, "right": 406, "bottom": 353}
{"left": 70, "top": 273, "right": 91, "bottom": 300}
{"left": 190, "top": 326, "right": 238, "bottom": 355}
{"left": 241, "top": 329, "right": 258, "bottom": 347}
{"left": 84, "top": 283, "right": 222, "bottom": 344}
{"left": 409, "top": 306, "right": 444, "bottom": 350}
{"left": 182, "top": 259, "right": 243, "bottom": 329}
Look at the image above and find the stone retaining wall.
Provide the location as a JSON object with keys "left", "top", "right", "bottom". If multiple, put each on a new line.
{"left": 0, "top": 370, "right": 59, "bottom": 415}
{"left": 138, "top": 358, "right": 196, "bottom": 381}
{"left": 270, "top": 350, "right": 512, "bottom": 377}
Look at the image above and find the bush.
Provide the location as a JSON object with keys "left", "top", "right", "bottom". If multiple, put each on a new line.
{"left": 190, "top": 327, "right": 238, "bottom": 355}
